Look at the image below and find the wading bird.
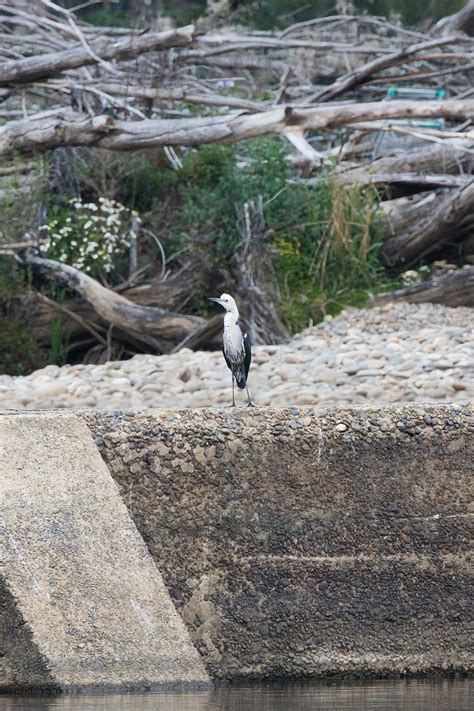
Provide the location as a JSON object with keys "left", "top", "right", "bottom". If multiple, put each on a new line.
{"left": 208, "top": 293, "right": 255, "bottom": 407}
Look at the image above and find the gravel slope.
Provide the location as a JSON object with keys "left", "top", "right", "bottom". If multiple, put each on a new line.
{"left": 1, "top": 302, "right": 473, "bottom": 410}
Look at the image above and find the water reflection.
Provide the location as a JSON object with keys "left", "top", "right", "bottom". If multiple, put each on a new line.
{"left": 1, "top": 679, "right": 472, "bottom": 711}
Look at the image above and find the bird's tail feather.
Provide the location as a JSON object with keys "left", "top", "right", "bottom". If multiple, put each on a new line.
{"left": 235, "top": 367, "right": 246, "bottom": 389}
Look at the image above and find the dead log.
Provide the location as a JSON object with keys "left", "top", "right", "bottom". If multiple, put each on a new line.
{"left": 19, "top": 291, "right": 106, "bottom": 349}
{"left": 16, "top": 290, "right": 186, "bottom": 357}
{"left": 171, "top": 316, "right": 224, "bottom": 353}
{"left": 336, "top": 140, "right": 474, "bottom": 184}
{"left": 122, "top": 266, "right": 202, "bottom": 312}
{"left": 380, "top": 182, "right": 474, "bottom": 268}
{"left": 374, "top": 266, "right": 474, "bottom": 307}
{"left": 434, "top": 0, "right": 474, "bottom": 37}
{"left": 3, "top": 100, "right": 474, "bottom": 158}
{"left": 234, "top": 197, "right": 289, "bottom": 344}
{"left": 10, "top": 259, "right": 208, "bottom": 352}
{"left": 92, "top": 83, "right": 264, "bottom": 113}
{"left": 34, "top": 291, "right": 107, "bottom": 346}
{"left": 311, "top": 36, "right": 459, "bottom": 103}
{"left": 18, "top": 249, "right": 205, "bottom": 352}
{"left": 1, "top": 25, "right": 195, "bottom": 86}
{"left": 337, "top": 173, "right": 472, "bottom": 189}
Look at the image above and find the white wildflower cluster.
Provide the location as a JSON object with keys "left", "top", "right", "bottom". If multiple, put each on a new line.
{"left": 39, "top": 197, "right": 141, "bottom": 275}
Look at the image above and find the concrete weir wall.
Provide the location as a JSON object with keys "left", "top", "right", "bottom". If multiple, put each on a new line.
{"left": 0, "top": 413, "right": 209, "bottom": 692}
{"left": 1, "top": 404, "right": 473, "bottom": 690}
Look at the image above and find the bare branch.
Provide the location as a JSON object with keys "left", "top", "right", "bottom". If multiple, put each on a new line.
{"left": 1, "top": 25, "right": 195, "bottom": 85}
{"left": 309, "top": 36, "right": 464, "bottom": 103}
{"left": 2, "top": 100, "right": 474, "bottom": 158}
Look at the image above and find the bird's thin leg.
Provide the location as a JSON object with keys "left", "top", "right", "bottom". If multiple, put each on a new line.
{"left": 245, "top": 384, "right": 255, "bottom": 408}
{"left": 230, "top": 375, "right": 236, "bottom": 407}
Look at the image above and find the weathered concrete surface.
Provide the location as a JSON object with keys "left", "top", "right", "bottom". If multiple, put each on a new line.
{"left": 0, "top": 413, "right": 210, "bottom": 691}
{"left": 84, "top": 404, "right": 474, "bottom": 680}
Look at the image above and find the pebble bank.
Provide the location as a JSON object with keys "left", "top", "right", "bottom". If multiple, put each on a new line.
{"left": 1, "top": 302, "right": 473, "bottom": 410}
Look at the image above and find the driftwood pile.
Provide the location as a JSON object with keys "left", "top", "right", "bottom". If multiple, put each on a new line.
{"left": 1, "top": 0, "right": 474, "bottom": 358}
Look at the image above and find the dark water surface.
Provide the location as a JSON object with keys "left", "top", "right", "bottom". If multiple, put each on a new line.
{"left": 1, "top": 679, "right": 472, "bottom": 711}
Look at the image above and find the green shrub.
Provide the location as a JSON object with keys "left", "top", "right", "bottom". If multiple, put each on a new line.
{"left": 165, "top": 137, "right": 395, "bottom": 331}
{"left": 50, "top": 317, "right": 70, "bottom": 366}
{"left": 0, "top": 315, "right": 43, "bottom": 375}
{"left": 271, "top": 177, "right": 386, "bottom": 330}
{"left": 47, "top": 137, "right": 398, "bottom": 334}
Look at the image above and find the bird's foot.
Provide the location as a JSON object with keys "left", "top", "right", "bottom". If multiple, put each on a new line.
{"left": 247, "top": 401, "right": 256, "bottom": 408}
{"left": 229, "top": 403, "right": 237, "bottom": 408}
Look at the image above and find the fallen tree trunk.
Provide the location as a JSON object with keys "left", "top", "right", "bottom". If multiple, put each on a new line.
{"left": 91, "top": 82, "right": 264, "bottom": 112}
{"left": 171, "top": 316, "right": 223, "bottom": 353}
{"left": 18, "top": 250, "right": 205, "bottom": 351}
{"left": 311, "top": 35, "right": 458, "bottom": 103}
{"left": 338, "top": 172, "right": 472, "bottom": 189}
{"left": 18, "top": 290, "right": 206, "bottom": 358}
{"left": 121, "top": 267, "right": 202, "bottom": 311}
{"left": 381, "top": 182, "right": 474, "bottom": 268}
{"left": 2, "top": 100, "right": 474, "bottom": 158}
{"left": 1, "top": 25, "right": 195, "bottom": 85}
{"left": 374, "top": 266, "right": 474, "bottom": 307}
{"left": 336, "top": 139, "right": 474, "bottom": 184}
{"left": 434, "top": 0, "right": 474, "bottom": 37}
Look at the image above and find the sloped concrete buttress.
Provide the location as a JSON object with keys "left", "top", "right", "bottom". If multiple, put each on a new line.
{"left": 0, "top": 413, "right": 210, "bottom": 691}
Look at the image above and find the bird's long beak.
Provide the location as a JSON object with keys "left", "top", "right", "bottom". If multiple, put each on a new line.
{"left": 208, "top": 297, "right": 224, "bottom": 306}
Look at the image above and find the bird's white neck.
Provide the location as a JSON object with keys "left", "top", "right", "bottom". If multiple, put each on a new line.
{"left": 224, "top": 311, "right": 238, "bottom": 327}
{"left": 225, "top": 303, "right": 239, "bottom": 320}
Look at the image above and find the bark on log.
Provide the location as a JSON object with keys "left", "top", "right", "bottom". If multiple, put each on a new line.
{"left": 312, "top": 36, "right": 458, "bottom": 103}
{"left": 122, "top": 267, "right": 202, "bottom": 311}
{"left": 336, "top": 140, "right": 474, "bottom": 184}
{"left": 337, "top": 173, "right": 472, "bottom": 189}
{"left": 1, "top": 26, "right": 195, "bottom": 86}
{"left": 434, "top": 0, "right": 474, "bottom": 37}
{"left": 234, "top": 197, "right": 289, "bottom": 344}
{"left": 92, "top": 83, "right": 264, "bottom": 112}
{"left": 381, "top": 182, "right": 474, "bottom": 268}
{"left": 18, "top": 250, "right": 204, "bottom": 351}
{"left": 171, "top": 316, "right": 224, "bottom": 353}
{"left": 10, "top": 257, "right": 211, "bottom": 352}
{"left": 10, "top": 289, "right": 105, "bottom": 349}
{"left": 374, "top": 266, "right": 474, "bottom": 307}
{"left": 2, "top": 100, "right": 474, "bottom": 158}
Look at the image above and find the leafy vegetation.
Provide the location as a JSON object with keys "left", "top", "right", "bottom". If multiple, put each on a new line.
{"left": 66, "top": 136, "right": 398, "bottom": 332}
{"left": 224, "top": 0, "right": 464, "bottom": 31}
{"left": 79, "top": 0, "right": 464, "bottom": 31}
{"left": 50, "top": 317, "right": 70, "bottom": 367}
{"left": 0, "top": 315, "right": 44, "bottom": 376}
{"left": 1, "top": 137, "right": 401, "bottom": 374}
{"left": 39, "top": 197, "right": 139, "bottom": 278}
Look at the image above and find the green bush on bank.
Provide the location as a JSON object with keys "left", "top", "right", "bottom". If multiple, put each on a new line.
{"left": 81, "top": 0, "right": 464, "bottom": 33}
{"left": 0, "top": 137, "right": 399, "bottom": 374}
{"left": 80, "top": 136, "right": 397, "bottom": 332}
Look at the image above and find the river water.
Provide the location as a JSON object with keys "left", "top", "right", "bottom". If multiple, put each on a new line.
{"left": 0, "top": 679, "right": 472, "bottom": 710}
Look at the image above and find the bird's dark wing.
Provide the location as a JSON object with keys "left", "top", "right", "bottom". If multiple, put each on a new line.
{"left": 222, "top": 342, "right": 233, "bottom": 373}
{"left": 237, "top": 319, "right": 252, "bottom": 380}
